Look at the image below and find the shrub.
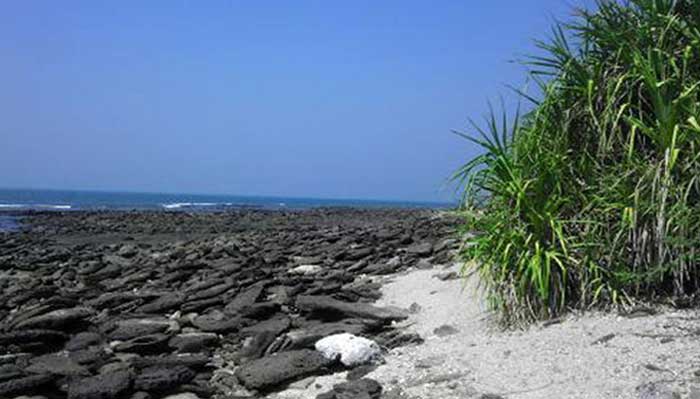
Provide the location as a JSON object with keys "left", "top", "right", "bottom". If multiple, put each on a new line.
{"left": 455, "top": 0, "right": 700, "bottom": 325}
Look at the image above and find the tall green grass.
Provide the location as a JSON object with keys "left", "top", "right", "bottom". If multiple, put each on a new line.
{"left": 455, "top": 0, "right": 700, "bottom": 325}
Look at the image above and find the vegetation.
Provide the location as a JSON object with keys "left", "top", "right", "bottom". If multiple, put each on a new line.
{"left": 455, "top": 0, "right": 700, "bottom": 325}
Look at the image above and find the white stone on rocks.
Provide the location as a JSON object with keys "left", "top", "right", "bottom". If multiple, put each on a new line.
{"left": 163, "top": 394, "right": 200, "bottom": 399}
{"left": 289, "top": 265, "right": 323, "bottom": 275}
{"left": 314, "top": 333, "right": 381, "bottom": 367}
{"left": 386, "top": 256, "right": 401, "bottom": 267}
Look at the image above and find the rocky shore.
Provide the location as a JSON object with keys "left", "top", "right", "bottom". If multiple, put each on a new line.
{"left": 0, "top": 208, "right": 459, "bottom": 399}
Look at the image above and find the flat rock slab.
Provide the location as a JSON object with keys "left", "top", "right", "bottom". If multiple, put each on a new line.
{"left": 296, "top": 295, "right": 408, "bottom": 324}
{"left": 130, "top": 353, "right": 210, "bottom": 370}
{"left": 405, "top": 242, "right": 433, "bottom": 256}
{"left": 169, "top": 332, "right": 219, "bottom": 353}
{"left": 138, "top": 292, "right": 186, "bottom": 313}
{"left": 107, "top": 319, "right": 172, "bottom": 341}
{"left": 235, "top": 349, "right": 334, "bottom": 391}
{"left": 113, "top": 333, "right": 170, "bottom": 355}
{"left": 316, "top": 378, "right": 383, "bottom": 399}
{"left": 192, "top": 314, "right": 241, "bottom": 333}
{"left": 240, "top": 314, "right": 291, "bottom": 337}
{"left": 0, "top": 364, "right": 24, "bottom": 382}
{"left": 284, "top": 319, "right": 373, "bottom": 350}
{"left": 65, "top": 331, "right": 102, "bottom": 351}
{"left": 225, "top": 283, "right": 265, "bottom": 315}
{"left": 0, "top": 329, "right": 67, "bottom": 346}
{"left": 0, "top": 374, "right": 54, "bottom": 397}
{"left": 67, "top": 370, "right": 133, "bottom": 399}
{"left": 133, "top": 365, "right": 195, "bottom": 392}
{"left": 26, "top": 353, "right": 90, "bottom": 376}
{"left": 13, "top": 307, "right": 93, "bottom": 331}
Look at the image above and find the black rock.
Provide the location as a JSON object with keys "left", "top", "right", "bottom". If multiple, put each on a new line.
{"left": 346, "top": 365, "right": 378, "bottom": 381}
{"left": 0, "top": 329, "right": 68, "bottom": 347}
{"left": 69, "top": 347, "right": 111, "bottom": 367}
{"left": 65, "top": 331, "right": 102, "bottom": 351}
{"left": 240, "top": 302, "right": 280, "bottom": 320}
{"left": 237, "top": 330, "right": 280, "bottom": 362}
{"left": 284, "top": 319, "right": 373, "bottom": 350}
{"left": 118, "top": 244, "right": 138, "bottom": 258}
{"left": 133, "top": 365, "right": 195, "bottom": 392}
{"left": 87, "top": 292, "right": 140, "bottom": 310}
{"left": 67, "top": 370, "right": 133, "bottom": 399}
{"left": 192, "top": 314, "right": 241, "bottom": 333}
{"left": 296, "top": 295, "right": 408, "bottom": 324}
{"left": 188, "top": 281, "right": 236, "bottom": 301}
{"left": 234, "top": 349, "right": 334, "bottom": 390}
{"left": 242, "top": 315, "right": 292, "bottom": 357}
{"left": 224, "top": 282, "right": 264, "bottom": 315}
{"left": 406, "top": 242, "right": 432, "bottom": 256}
{"left": 0, "top": 364, "right": 24, "bottom": 382}
{"left": 316, "top": 378, "right": 383, "bottom": 399}
{"left": 107, "top": 320, "right": 170, "bottom": 341}
{"left": 0, "top": 374, "right": 54, "bottom": 397}
{"left": 341, "top": 247, "right": 373, "bottom": 261}
{"left": 26, "top": 353, "right": 90, "bottom": 376}
{"left": 363, "top": 263, "right": 396, "bottom": 275}
{"left": 138, "top": 293, "right": 186, "bottom": 313}
{"left": 433, "top": 324, "right": 459, "bottom": 337}
{"left": 241, "top": 314, "right": 291, "bottom": 337}
{"left": 113, "top": 333, "right": 171, "bottom": 355}
{"left": 379, "top": 331, "right": 423, "bottom": 349}
{"left": 181, "top": 297, "right": 223, "bottom": 313}
{"left": 13, "top": 307, "right": 94, "bottom": 331}
{"left": 3, "top": 208, "right": 458, "bottom": 399}
{"left": 169, "top": 333, "right": 219, "bottom": 353}
{"left": 130, "top": 353, "right": 210, "bottom": 370}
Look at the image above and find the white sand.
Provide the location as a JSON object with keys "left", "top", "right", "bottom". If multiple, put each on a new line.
{"left": 368, "top": 264, "right": 700, "bottom": 399}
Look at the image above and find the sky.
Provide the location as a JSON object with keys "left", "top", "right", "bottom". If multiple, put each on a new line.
{"left": 0, "top": 1, "right": 594, "bottom": 203}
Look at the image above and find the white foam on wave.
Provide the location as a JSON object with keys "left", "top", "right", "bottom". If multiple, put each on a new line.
{"left": 0, "top": 204, "right": 24, "bottom": 208}
{"left": 161, "top": 202, "right": 230, "bottom": 209}
{"left": 41, "top": 204, "right": 72, "bottom": 210}
{"left": 0, "top": 203, "right": 71, "bottom": 209}
{"left": 162, "top": 202, "right": 191, "bottom": 209}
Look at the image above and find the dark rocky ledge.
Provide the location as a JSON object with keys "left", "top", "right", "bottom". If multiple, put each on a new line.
{"left": 0, "top": 208, "right": 458, "bottom": 398}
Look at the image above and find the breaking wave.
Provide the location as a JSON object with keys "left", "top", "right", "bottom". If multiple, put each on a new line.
{"left": 161, "top": 202, "right": 234, "bottom": 210}
{"left": 0, "top": 203, "right": 72, "bottom": 210}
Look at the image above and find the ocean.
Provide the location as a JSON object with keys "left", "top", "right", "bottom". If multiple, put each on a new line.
{"left": 0, "top": 189, "right": 452, "bottom": 232}
{"left": 0, "top": 188, "right": 452, "bottom": 212}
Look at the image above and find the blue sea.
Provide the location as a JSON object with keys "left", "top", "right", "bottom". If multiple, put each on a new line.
{"left": 0, "top": 188, "right": 451, "bottom": 212}
{"left": 0, "top": 189, "right": 452, "bottom": 232}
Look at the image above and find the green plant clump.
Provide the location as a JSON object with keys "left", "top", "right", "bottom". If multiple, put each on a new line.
{"left": 456, "top": 0, "right": 700, "bottom": 325}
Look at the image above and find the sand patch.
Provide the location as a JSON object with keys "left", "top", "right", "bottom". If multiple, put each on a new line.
{"left": 368, "top": 265, "right": 700, "bottom": 399}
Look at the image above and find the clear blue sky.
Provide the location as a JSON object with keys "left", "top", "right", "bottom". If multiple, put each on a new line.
{"left": 0, "top": 1, "right": 593, "bottom": 203}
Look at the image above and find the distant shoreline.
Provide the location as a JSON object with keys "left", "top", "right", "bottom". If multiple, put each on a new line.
{"left": 0, "top": 206, "right": 456, "bottom": 234}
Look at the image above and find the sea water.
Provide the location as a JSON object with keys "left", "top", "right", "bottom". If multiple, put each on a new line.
{"left": 0, "top": 188, "right": 452, "bottom": 212}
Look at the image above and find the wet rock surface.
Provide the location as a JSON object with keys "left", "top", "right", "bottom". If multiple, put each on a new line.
{"left": 0, "top": 208, "right": 457, "bottom": 398}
